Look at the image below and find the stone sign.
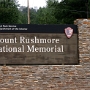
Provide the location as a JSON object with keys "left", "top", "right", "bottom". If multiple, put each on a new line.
{"left": 0, "top": 24, "right": 78, "bottom": 65}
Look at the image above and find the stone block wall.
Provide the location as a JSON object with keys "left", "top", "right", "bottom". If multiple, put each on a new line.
{"left": 0, "top": 19, "right": 90, "bottom": 90}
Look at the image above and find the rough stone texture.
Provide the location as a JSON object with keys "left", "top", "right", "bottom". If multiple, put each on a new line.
{"left": 0, "top": 19, "right": 90, "bottom": 90}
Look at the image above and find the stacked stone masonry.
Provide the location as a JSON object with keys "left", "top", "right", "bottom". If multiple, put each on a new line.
{"left": 0, "top": 19, "right": 90, "bottom": 90}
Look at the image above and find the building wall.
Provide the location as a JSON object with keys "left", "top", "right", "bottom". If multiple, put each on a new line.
{"left": 0, "top": 19, "right": 90, "bottom": 90}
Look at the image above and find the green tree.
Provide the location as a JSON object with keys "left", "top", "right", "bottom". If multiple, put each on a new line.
{"left": 18, "top": 6, "right": 37, "bottom": 24}
{"left": 53, "top": 0, "right": 90, "bottom": 24}
{"left": 28, "top": 0, "right": 57, "bottom": 24}
{"left": 36, "top": 7, "right": 57, "bottom": 24}
{"left": 18, "top": 6, "right": 28, "bottom": 24}
{"left": 0, "top": 0, "right": 19, "bottom": 24}
{"left": 30, "top": 8, "right": 37, "bottom": 24}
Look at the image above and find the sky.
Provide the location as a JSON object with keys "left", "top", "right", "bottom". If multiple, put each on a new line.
{"left": 18, "top": 0, "right": 61, "bottom": 9}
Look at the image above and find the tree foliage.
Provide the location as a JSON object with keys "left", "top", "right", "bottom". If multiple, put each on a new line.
{"left": 29, "top": 0, "right": 90, "bottom": 24}
{"left": 35, "top": 7, "right": 57, "bottom": 24}
{"left": 18, "top": 6, "right": 28, "bottom": 24}
{"left": 48, "top": 0, "right": 90, "bottom": 24}
{"left": 0, "top": 0, "right": 90, "bottom": 24}
{"left": 0, "top": 0, "right": 19, "bottom": 24}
